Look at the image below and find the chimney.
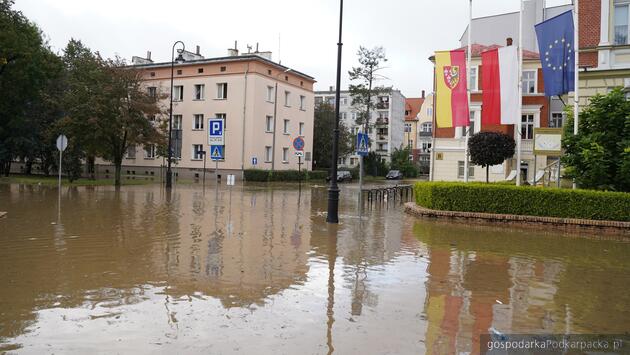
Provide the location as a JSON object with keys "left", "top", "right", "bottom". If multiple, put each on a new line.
{"left": 421, "top": 90, "right": 425, "bottom": 99}
{"left": 506, "top": 37, "right": 513, "bottom": 46}
{"left": 228, "top": 41, "right": 239, "bottom": 57}
{"left": 329, "top": 86, "right": 333, "bottom": 92}
{"left": 146, "top": 51, "right": 151, "bottom": 60}
{"left": 196, "top": 45, "right": 200, "bottom": 55}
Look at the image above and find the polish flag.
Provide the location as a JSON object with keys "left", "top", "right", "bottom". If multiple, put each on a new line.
{"left": 481, "top": 46, "right": 519, "bottom": 125}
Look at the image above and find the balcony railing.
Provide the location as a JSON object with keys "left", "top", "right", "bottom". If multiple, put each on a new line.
{"left": 418, "top": 131, "right": 432, "bottom": 137}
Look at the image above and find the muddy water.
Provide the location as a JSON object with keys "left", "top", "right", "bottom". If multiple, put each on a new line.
{"left": 0, "top": 182, "right": 629, "bottom": 354}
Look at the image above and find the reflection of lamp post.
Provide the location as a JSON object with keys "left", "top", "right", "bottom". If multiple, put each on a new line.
{"left": 327, "top": 0, "right": 344, "bottom": 224}
{"left": 271, "top": 68, "right": 292, "bottom": 172}
{"left": 166, "top": 41, "right": 186, "bottom": 189}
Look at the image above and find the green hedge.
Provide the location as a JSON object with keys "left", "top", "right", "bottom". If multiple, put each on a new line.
{"left": 414, "top": 182, "right": 630, "bottom": 221}
{"left": 244, "top": 169, "right": 328, "bottom": 182}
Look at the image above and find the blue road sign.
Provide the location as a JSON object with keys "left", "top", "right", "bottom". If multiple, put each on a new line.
{"left": 208, "top": 118, "right": 225, "bottom": 145}
{"left": 293, "top": 136, "right": 305, "bottom": 151}
{"left": 252, "top": 157, "right": 258, "bottom": 165}
{"left": 210, "top": 145, "right": 224, "bottom": 161}
{"left": 356, "top": 133, "right": 369, "bottom": 156}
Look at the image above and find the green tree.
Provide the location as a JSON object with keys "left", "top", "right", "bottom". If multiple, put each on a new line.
{"left": 390, "top": 146, "right": 419, "bottom": 178}
{"left": 313, "top": 103, "right": 353, "bottom": 169}
{"left": 364, "top": 151, "right": 388, "bottom": 177}
{"left": 562, "top": 88, "right": 630, "bottom": 191}
{"left": 468, "top": 132, "right": 515, "bottom": 183}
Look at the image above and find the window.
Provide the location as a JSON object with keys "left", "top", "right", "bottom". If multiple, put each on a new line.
{"left": 220, "top": 66, "right": 226, "bottom": 72}
{"left": 147, "top": 86, "right": 157, "bottom": 98}
{"left": 267, "top": 86, "right": 274, "bottom": 102}
{"left": 265, "top": 146, "right": 272, "bottom": 162}
{"left": 470, "top": 67, "right": 478, "bottom": 91}
{"left": 300, "top": 95, "right": 306, "bottom": 110}
{"left": 522, "top": 71, "right": 536, "bottom": 94}
{"left": 458, "top": 161, "right": 475, "bottom": 178}
{"left": 341, "top": 97, "right": 348, "bottom": 105}
{"left": 192, "top": 144, "right": 204, "bottom": 160}
{"left": 144, "top": 144, "right": 156, "bottom": 159}
{"left": 550, "top": 112, "right": 564, "bottom": 128}
{"left": 216, "top": 113, "right": 226, "bottom": 129}
{"left": 351, "top": 112, "right": 357, "bottom": 121}
{"left": 216, "top": 83, "right": 228, "bottom": 99}
{"left": 283, "top": 119, "right": 290, "bottom": 134}
{"left": 193, "top": 114, "right": 204, "bottom": 130}
{"left": 521, "top": 114, "right": 535, "bottom": 139}
{"left": 174, "top": 85, "right": 183, "bottom": 101}
{"left": 427, "top": 107, "right": 433, "bottom": 117}
{"left": 325, "top": 96, "right": 335, "bottom": 106}
{"left": 615, "top": 4, "right": 629, "bottom": 45}
{"left": 284, "top": 90, "right": 291, "bottom": 106}
{"left": 315, "top": 97, "right": 323, "bottom": 106}
{"left": 173, "top": 115, "right": 183, "bottom": 130}
{"left": 350, "top": 157, "right": 357, "bottom": 165}
{"left": 461, "top": 111, "right": 476, "bottom": 137}
{"left": 176, "top": 69, "right": 182, "bottom": 75}
{"left": 198, "top": 68, "right": 204, "bottom": 74}
{"left": 282, "top": 147, "right": 289, "bottom": 162}
{"left": 125, "top": 145, "right": 136, "bottom": 159}
{"left": 421, "top": 142, "right": 432, "bottom": 152}
{"left": 266, "top": 115, "right": 274, "bottom": 132}
{"left": 404, "top": 123, "right": 412, "bottom": 133}
{"left": 420, "top": 122, "right": 432, "bottom": 132}
{"left": 341, "top": 112, "right": 347, "bottom": 120}
{"left": 299, "top": 122, "right": 305, "bottom": 136}
{"left": 194, "top": 84, "right": 205, "bottom": 100}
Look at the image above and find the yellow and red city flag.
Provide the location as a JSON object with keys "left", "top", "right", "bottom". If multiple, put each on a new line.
{"left": 435, "top": 50, "right": 470, "bottom": 128}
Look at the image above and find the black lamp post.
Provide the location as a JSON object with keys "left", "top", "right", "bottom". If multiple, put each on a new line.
{"left": 166, "top": 41, "right": 186, "bottom": 189}
{"left": 327, "top": 0, "right": 344, "bottom": 224}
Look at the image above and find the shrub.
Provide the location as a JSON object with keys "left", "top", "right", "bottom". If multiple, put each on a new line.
{"left": 244, "top": 169, "right": 327, "bottom": 182}
{"left": 414, "top": 182, "right": 630, "bottom": 221}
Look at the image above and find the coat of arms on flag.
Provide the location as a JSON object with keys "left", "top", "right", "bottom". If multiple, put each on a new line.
{"left": 443, "top": 66, "right": 460, "bottom": 89}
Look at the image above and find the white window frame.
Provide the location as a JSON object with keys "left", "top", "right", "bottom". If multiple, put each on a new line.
{"left": 282, "top": 147, "right": 289, "bottom": 163}
{"left": 125, "top": 144, "right": 136, "bottom": 159}
{"left": 192, "top": 144, "right": 204, "bottom": 160}
{"left": 470, "top": 66, "right": 479, "bottom": 92}
{"left": 193, "top": 114, "right": 204, "bottom": 130}
{"left": 144, "top": 144, "right": 156, "bottom": 159}
{"left": 420, "top": 122, "right": 432, "bottom": 132}
{"left": 550, "top": 112, "right": 565, "bottom": 128}
{"left": 520, "top": 113, "right": 537, "bottom": 140}
{"left": 194, "top": 84, "right": 205, "bottom": 100}
{"left": 266, "top": 115, "right": 274, "bottom": 132}
{"left": 267, "top": 86, "right": 274, "bottom": 102}
{"left": 614, "top": 3, "right": 629, "bottom": 45}
{"left": 216, "top": 83, "right": 228, "bottom": 99}
{"left": 458, "top": 161, "right": 475, "bottom": 178}
{"left": 299, "top": 122, "right": 305, "bottom": 136}
{"left": 283, "top": 119, "right": 290, "bottom": 134}
{"left": 455, "top": 109, "right": 479, "bottom": 138}
{"left": 284, "top": 90, "right": 291, "bottom": 107}
{"left": 174, "top": 85, "right": 183, "bottom": 101}
{"left": 341, "top": 97, "right": 348, "bottom": 105}
{"left": 216, "top": 113, "right": 226, "bottom": 129}
{"left": 265, "top": 146, "right": 272, "bottom": 162}
{"left": 522, "top": 70, "right": 537, "bottom": 94}
{"left": 299, "top": 95, "right": 306, "bottom": 110}
{"left": 147, "top": 86, "right": 157, "bottom": 98}
{"left": 173, "top": 114, "right": 183, "bottom": 130}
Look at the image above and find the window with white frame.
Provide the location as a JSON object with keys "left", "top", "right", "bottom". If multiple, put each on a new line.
{"left": 421, "top": 141, "right": 432, "bottom": 152}
{"left": 300, "top": 95, "right": 305, "bottom": 110}
{"left": 550, "top": 112, "right": 564, "bottom": 128}
{"left": 460, "top": 111, "right": 476, "bottom": 137}
{"left": 351, "top": 112, "right": 357, "bottom": 121}
{"left": 299, "top": 122, "right": 305, "bottom": 136}
{"left": 284, "top": 90, "right": 290, "bottom": 106}
{"left": 173, "top": 115, "right": 183, "bottom": 130}
{"left": 147, "top": 86, "right": 157, "bottom": 98}
{"left": 615, "top": 2, "right": 629, "bottom": 45}
{"left": 282, "top": 147, "right": 289, "bottom": 162}
{"left": 125, "top": 144, "right": 136, "bottom": 159}
{"left": 266, "top": 115, "right": 273, "bottom": 132}
{"left": 192, "top": 144, "right": 204, "bottom": 160}
{"left": 267, "top": 86, "right": 274, "bottom": 102}
{"left": 341, "top": 112, "right": 347, "bottom": 120}
{"left": 216, "top": 83, "right": 228, "bottom": 99}
{"left": 522, "top": 71, "right": 536, "bottom": 94}
{"left": 341, "top": 97, "right": 348, "bottom": 105}
{"left": 470, "top": 67, "right": 478, "bottom": 91}
{"left": 404, "top": 123, "right": 412, "bottom": 132}
{"left": 174, "top": 85, "right": 184, "bottom": 101}
{"left": 194, "top": 84, "right": 205, "bottom": 100}
{"left": 193, "top": 114, "right": 204, "bottom": 130}
{"left": 265, "top": 146, "right": 272, "bottom": 162}
{"left": 420, "top": 122, "right": 432, "bottom": 132}
{"left": 427, "top": 107, "right": 433, "bottom": 117}
{"left": 144, "top": 144, "right": 156, "bottom": 159}
{"left": 283, "top": 119, "right": 290, "bottom": 134}
{"left": 458, "top": 161, "right": 475, "bottom": 178}
{"left": 521, "top": 114, "right": 535, "bottom": 139}
{"left": 216, "top": 113, "right": 226, "bottom": 129}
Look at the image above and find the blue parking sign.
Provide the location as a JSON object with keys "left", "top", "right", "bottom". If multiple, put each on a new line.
{"left": 208, "top": 118, "right": 225, "bottom": 145}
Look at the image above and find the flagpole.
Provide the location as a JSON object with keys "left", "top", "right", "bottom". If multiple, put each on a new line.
{"left": 572, "top": 0, "right": 579, "bottom": 189}
{"left": 516, "top": 0, "right": 523, "bottom": 186}
{"left": 464, "top": 0, "right": 472, "bottom": 183}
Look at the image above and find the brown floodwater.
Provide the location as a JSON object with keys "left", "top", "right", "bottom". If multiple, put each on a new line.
{"left": 0, "top": 182, "right": 629, "bottom": 354}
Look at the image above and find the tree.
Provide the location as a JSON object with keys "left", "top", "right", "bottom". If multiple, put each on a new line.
{"left": 468, "top": 132, "right": 516, "bottom": 183}
{"left": 390, "top": 146, "right": 419, "bottom": 178}
{"left": 313, "top": 103, "right": 353, "bottom": 169}
{"left": 562, "top": 88, "right": 630, "bottom": 191}
{"left": 364, "top": 151, "right": 388, "bottom": 177}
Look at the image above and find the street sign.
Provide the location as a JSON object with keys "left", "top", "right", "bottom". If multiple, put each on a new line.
{"left": 56, "top": 135, "right": 68, "bottom": 152}
{"left": 208, "top": 118, "right": 225, "bottom": 145}
{"left": 292, "top": 136, "right": 305, "bottom": 151}
{"left": 252, "top": 157, "right": 258, "bottom": 166}
{"left": 210, "top": 145, "right": 224, "bottom": 161}
{"left": 227, "top": 174, "right": 236, "bottom": 186}
{"left": 356, "top": 133, "right": 369, "bottom": 156}
{"left": 295, "top": 150, "right": 304, "bottom": 157}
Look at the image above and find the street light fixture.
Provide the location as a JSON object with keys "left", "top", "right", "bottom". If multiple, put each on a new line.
{"left": 327, "top": 0, "right": 344, "bottom": 224}
{"left": 271, "top": 67, "right": 292, "bottom": 172}
{"left": 166, "top": 40, "right": 186, "bottom": 189}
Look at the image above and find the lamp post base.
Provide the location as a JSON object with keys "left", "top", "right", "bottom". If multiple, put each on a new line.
{"left": 326, "top": 186, "right": 340, "bottom": 223}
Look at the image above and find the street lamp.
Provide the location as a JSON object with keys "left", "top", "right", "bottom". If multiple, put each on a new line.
{"left": 327, "top": 0, "right": 344, "bottom": 224}
{"left": 271, "top": 67, "right": 292, "bottom": 172}
{"left": 166, "top": 41, "right": 186, "bottom": 189}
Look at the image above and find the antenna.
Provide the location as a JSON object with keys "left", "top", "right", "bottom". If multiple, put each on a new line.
{"left": 255, "top": 42, "right": 259, "bottom": 53}
{"left": 278, "top": 33, "right": 281, "bottom": 64}
{"left": 247, "top": 44, "right": 252, "bottom": 53}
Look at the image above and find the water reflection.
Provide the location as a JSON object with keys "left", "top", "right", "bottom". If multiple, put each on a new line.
{"left": 0, "top": 183, "right": 629, "bottom": 353}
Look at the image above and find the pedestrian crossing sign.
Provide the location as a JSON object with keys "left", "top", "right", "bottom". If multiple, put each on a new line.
{"left": 210, "top": 145, "right": 224, "bottom": 161}
{"left": 356, "top": 133, "right": 369, "bottom": 156}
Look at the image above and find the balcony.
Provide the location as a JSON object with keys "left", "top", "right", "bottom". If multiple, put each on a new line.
{"left": 418, "top": 131, "right": 432, "bottom": 137}
{"left": 375, "top": 118, "right": 389, "bottom": 125}
{"left": 376, "top": 135, "right": 388, "bottom": 141}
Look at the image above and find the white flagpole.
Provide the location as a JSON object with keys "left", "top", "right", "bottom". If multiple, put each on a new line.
{"left": 573, "top": 0, "right": 579, "bottom": 189}
{"left": 516, "top": 0, "right": 523, "bottom": 186}
{"left": 464, "top": 0, "right": 472, "bottom": 183}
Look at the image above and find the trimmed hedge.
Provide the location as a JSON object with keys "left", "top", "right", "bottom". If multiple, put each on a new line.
{"left": 414, "top": 182, "right": 630, "bottom": 221}
{"left": 244, "top": 169, "right": 328, "bottom": 182}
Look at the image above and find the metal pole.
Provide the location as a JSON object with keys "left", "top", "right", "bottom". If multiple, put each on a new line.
{"left": 298, "top": 155, "right": 302, "bottom": 183}
{"left": 573, "top": 0, "right": 579, "bottom": 189}
{"left": 360, "top": 76, "right": 373, "bottom": 189}
{"left": 166, "top": 41, "right": 185, "bottom": 189}
{"left": 429, "top": 59, "right": 437, "bottom": 182}
{"left": 464, "top": 0, "right": 472, "bottom": 183}
{"left": 203, "top": 151, "right": 206, "bottom": 186}
{"left": 58, "top": 149, "right": 62, "bottom": 190}
{"left": 516, "top": 1, "right": 524, "bottom": 186}
{"left": 327, "top": 0, "right": 343, "bottom": 224}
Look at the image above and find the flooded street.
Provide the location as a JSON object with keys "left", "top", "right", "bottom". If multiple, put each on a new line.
{"left": 1, "top": 182, "right": 629, "bottom": 354}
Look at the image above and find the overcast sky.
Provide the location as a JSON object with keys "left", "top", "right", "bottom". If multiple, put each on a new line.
{"left": 15, "top": 0, "right": 570, "bottom": 98}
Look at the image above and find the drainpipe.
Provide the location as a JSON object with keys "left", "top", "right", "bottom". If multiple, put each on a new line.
{"left": 241, "top": 63, "right": 250, "bottom": 180}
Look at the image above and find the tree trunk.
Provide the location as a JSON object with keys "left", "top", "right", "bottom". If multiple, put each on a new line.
{"left": 87, "top": 156, "right": 95, "bottom": 180}
{"left": 25, "top": 160, "right": 33, "bottom": 175}
{"left": 486, "top": 166, "right": 489, "bottom": 183}
{"left": 114, "top": 158, "right": 122, "bottom": 187}
{"left": 4, "top": 161, "right": 11, "bottom": 177}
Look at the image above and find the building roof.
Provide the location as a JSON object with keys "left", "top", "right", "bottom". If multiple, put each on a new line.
{"left": 454, "top": 43, "right": 540, "bottom": 60}
{"left": 405, "top": 98, "right": 424, "bottom": 121}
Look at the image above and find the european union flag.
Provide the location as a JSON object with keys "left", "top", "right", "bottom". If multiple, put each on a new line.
{"left": 535, "top": 10, "right": 575, "bottom": 96}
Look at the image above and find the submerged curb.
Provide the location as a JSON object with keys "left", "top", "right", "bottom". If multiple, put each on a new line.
{"left": 404, "top": 203, "right": 630, "bottom": 236}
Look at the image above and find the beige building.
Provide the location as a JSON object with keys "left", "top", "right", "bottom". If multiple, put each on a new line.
{"left": 96, "top": 47, "right": 316, "bottom": 180}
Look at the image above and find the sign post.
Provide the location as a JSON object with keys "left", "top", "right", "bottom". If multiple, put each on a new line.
{"left": 293, "top": 136, "right": 305, "bottom": 182}
{"left": 356, "top": 132, "right": 369, "bottom": 188}
{"left": 56, "top": 135, "right": 68, "bottom": 190}
{"left": 208, "top": 118, "right": 225, "bottom": 183}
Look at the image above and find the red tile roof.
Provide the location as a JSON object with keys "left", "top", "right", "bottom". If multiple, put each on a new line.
{"left": 454, "top": 43, "right": 540, "bottom": 60}
{"left": 405, "top": 97, "right": 424, "bottom": 121}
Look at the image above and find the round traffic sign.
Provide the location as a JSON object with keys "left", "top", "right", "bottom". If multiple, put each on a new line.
{"left": 293, "top": 136, "right": 305, "bottom": 151}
